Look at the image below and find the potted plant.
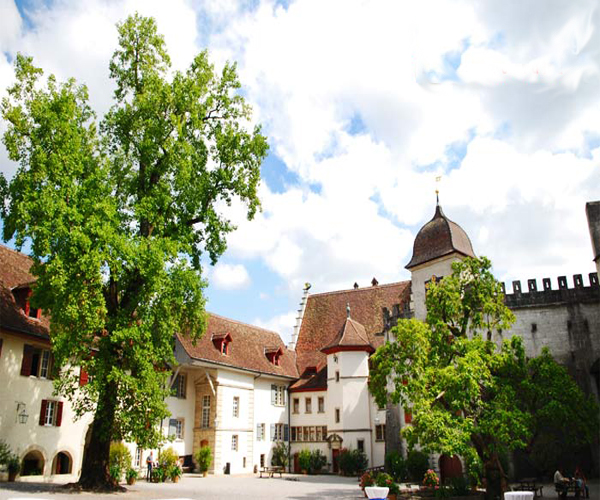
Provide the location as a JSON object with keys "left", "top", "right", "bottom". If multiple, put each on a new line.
{"left": 423, "top": 469, "right": 440, "bottom": 491}
{"left": 195, "top": 446, "right": 212, "bottom": 477}
{"left": 360, "top": 471, "right": 374, "bottom": 496}
{"left": 386, "top": 479, "right": 400, "bottom": 500}
{"left": 298, "top": 449, "right": 311, "bottom": 474}
{"left": 170, "top": 464, "right": 182, "bottom": 483}
{"left": 126, "top": 467, "right": 138, "bottom": 485}
{"left": 7, "top": 454, "right": 20, "bottom": 482}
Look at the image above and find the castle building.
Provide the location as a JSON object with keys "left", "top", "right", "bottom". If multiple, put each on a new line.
{"left": 1, "top": 201, "right": 598, "bottom": 481}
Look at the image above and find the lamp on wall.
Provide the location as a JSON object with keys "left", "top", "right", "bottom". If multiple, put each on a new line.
{"left": 16, "top": 402, "right": 29, "bottom": 424}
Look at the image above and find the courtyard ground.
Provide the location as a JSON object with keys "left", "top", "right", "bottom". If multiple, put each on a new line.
{"left": 1, "top": 475, "right": 598, "bottom": 500}
{"left": 0, "top": 474, "right": 362, "bottom": 500}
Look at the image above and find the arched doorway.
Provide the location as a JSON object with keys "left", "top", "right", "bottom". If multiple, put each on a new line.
{"left": 52, "top": 451, "right": 72, "bottom": 474}
{"left": 22, "top": 450, "right": 45, "bottom": 476}
{"left": 439, "top": 454, "right": 462, "bottom": 483}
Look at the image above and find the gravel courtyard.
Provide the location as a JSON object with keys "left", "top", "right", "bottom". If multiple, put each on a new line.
{"left": 0, "top": 474, "right": 363, "bottom": 500}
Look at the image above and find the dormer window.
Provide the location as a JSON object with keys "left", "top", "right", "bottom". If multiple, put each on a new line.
{"left": 265, "top": 347, "right": 283, "bottom": 366}
{"left": 212, "top": 333, "right": 232, "bottom": 355}
{"left": 12, "top": 284, "right": 41, "bottom": 320}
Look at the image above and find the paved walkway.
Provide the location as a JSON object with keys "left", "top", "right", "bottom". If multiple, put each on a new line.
{"left": 0, "top": 474, "right": 363, "bottom": 500}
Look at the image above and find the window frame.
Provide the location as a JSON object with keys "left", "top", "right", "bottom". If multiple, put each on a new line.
{"left": 231, "top": 434, "right": 238, "bottom": 451}
{"left": 317, "top": 396, "right": 325, "bottom": 413}
{"left": 201, "top": 395, "right": 211, "bottom": 428}
{"left": 305, "top": 397, "right": 312, "bottom": 414}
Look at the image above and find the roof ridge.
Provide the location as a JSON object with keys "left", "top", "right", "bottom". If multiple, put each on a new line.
{"left": 307, "top": 280, "right": 409, "bottom": 298}
{"left": 0, "top": 243, "right": 32, "bottom": 259}
{"left": 207, "top": 311, "right": 284, "bottom": 339}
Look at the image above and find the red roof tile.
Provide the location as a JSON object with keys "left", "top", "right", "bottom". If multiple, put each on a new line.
{"left": 321, "top": 317, "right": 374, "bottom": 353}
{"left": 177, "top": 313, "right": 298, "bottom": 379}
{"left": 294, "top": 281, "right": 411, "bottom": 383}
{"left": 0, "top": 244, "right": 50, "bottom": 339}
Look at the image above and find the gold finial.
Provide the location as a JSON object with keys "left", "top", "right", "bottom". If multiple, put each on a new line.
{"left": 435, "top": 176, "right": 442, "bottom": 205}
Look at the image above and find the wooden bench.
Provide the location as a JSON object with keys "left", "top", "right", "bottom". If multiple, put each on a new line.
{"left": 260, "top": 466, "right": 284, "bottom": 478}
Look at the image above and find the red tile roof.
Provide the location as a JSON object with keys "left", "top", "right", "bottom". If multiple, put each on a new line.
{"left": 177, "top": 313, "right": 299, "bottom": 379}
{"left": 0, "top": 244, "right": 50, "bottom": 339}
{"left": 321, "top": 317, "right": 374, "bottom": 354}
{"left": 406, "top": 204, "right": 475, "bottom": 269}
{"left": 294, "top": 281, "right": 411, "bottom": 387}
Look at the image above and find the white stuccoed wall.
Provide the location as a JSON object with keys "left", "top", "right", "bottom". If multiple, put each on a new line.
{"left": 0, "top": 332, "right": 93, "bottom": 482}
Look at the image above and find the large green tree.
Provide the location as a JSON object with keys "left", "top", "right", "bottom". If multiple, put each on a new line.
{"left": 369, "top": 257, "right": 598, "bottom": 500}
{"left": 1, "top": 14, "right": 267, "bottom": 489}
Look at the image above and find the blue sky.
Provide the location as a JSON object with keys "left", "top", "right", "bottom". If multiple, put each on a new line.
{"left": 1, "top": 0, "right": 599, "bottom": 342}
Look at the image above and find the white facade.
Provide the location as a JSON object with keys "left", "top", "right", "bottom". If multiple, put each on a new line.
{"left": 0, "top": 330, "right": 93, "bottom": 482}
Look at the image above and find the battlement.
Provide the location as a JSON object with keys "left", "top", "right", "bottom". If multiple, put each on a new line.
{"left": 503, "top": 272, "right": 599, "bottom": 308}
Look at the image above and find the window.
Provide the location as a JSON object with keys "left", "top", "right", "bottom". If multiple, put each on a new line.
{"left": 333, "top": 354, "right": 338, "bottom": 363}
{"left": 233, "top": 396, "right": 240, "bottom": 417}
{"left": 243, "top": 457, "right": 246, "bottom": 468}
{"left": 303, "top": 426, "right": 310, "bottom": 441}
{"left": 39, "top": 400, "right": 63, "bottom": 426}
{"left": 271, "top": 385, "right": 286, "bottom": 406}
{"left": 291, "top": 427, "right": 297, "bottom": 441}
{"left": 232, "top": 435, "right": 238, "bottom": 451}
{"left": 256, "top": 423, "right": 265, "bottom": 441}
{"left": 318, "top": 397, "right": 325, "bottom": 413}
{"left": 305, "top": 397, "right": 312, "bottom": 414}
{"left": 222, "top": 341, "right": 228, "bottom": 355}
{"left": 173, "top": 373, "right": 186, "bottom": 399}
{"left": 135, "top": 448, "right": 142, "bottom": 468}
{"left": 169, "top": 418, "right": 184, "bottom": 439}
{"left": 297, "top": 427, "right": 303, "bottom": 441}
{"left": 335, "top": 408, "right": 340, "bottom": 423}
{"left": 21, "top": 345, "right": 54, "bottom": 379}
{"left": 357, "top": 439, "right": 365, "bottom": 452}
{"left": 260, "top": 454, "right": 265, "bottom": 468}
{"left": 335, "top": 371, "right": 340, "bottom": 382}
{"left": 375, "top": 424, "right": 385, "bottom": 441}
{"left": 316, "top": 426, "right": 322, "bottom": 441}
{"left": 309, "top": 427, "right": 315, "bottom": 441}
{"left": 271, "top": 423, "right": 288, "bottom": 441}
{"left": 293, "top": 398, "right": 299, "bottom": 414}
{"left": 202, "top": 395, "right": 211, "bottom": 428}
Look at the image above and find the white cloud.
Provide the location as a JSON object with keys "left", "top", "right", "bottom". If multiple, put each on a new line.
{"left": 254, "top": 310, "right": 296, "bottom": 344}
{"left": 211, "top": 263, "right": 251, "bottom": 290}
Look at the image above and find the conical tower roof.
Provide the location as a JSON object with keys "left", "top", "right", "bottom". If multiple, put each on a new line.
{"left": 405, "top": 203, "right": 475, "bottom": 270}
{"left": 321, "top": 313, "right": 374, "bottom": 354}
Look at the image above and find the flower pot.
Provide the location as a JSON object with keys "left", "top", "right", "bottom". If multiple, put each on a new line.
{"left": 127, "top": 477, "right": 136, "bottom": 485}
{"left": 388, "top": 494, "right": 397, "bottom": 500}
{"left": 172, "top": 475, "right": 180, "bottom": 483}
{"left": 8, "top": 471, "right": 18, "bottom": 482}
{"left": 203, "top": 470, "right": 208, "bottom": 478}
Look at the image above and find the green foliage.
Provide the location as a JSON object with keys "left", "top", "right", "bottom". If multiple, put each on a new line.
{"left": 109, "top": 442, "right": 132, "bottom": 480}
{"left": 169, "top": 464, "right": 182, "bottom": 479}
{"left": 6, "top": 454, "right": 20, "bottom": 474}
{"left": 271, "top": 441, "right": 288, "bottom": 468}
{"left": 1, "top": 12, "right": 267, "bottom": 485}
{"left": 298, "top": 449, "right": 311, "bottom": 472}
{"left": 126, "top": 468, "right": 138, "bottom": 481}
{"left": 158, "top": 447, "right": 179, "bottom": 471}
{"left": 448, "top": 475, "right": 470, "bottom": 496}
{"left": 152, "top": 466, "right": 167, "bottom": 482}
{"left": 386, "top": 451, "right": 407, "bottom": 481}
{"left": 338, "top": 448, "right": 368, "bottom": 476}
{"left": 194, "top": 446, "right": 212, "bottom": 473}
{"left": 298, "top": 449, "right": 327, "bottom": 474}
{"left": 0, "top": 440, "right": 11, "bottom": 466}
{"left": 369, "top": 257, "right": 599, "bottom": 500}
{"left": 375, "top": 471, "right": 393, "bottom": 486}
{"left": 406, "top": 450, "right": 430, "bottom": 482}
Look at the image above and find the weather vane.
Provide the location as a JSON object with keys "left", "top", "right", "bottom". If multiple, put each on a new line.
{"left": 435, "top": 175, "right": 442, "bottom": 205}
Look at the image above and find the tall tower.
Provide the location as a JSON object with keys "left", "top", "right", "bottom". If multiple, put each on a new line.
{"left": 586, "top": 201, "right": 600, "bottom": 276}
{"left": 405, "top": 202, "right": 475, "bottom": 320}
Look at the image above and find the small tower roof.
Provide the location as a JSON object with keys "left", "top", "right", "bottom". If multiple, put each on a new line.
{"left": 405, "top": 203, "right": 475, "bottom": 270}
{"left": 321, "top": 316, "right": 374, "bottom": 354}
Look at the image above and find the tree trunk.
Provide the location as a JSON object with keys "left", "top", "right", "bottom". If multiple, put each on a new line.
{"left": 77, "top": 380, "right": 120, "bottom": 490}
{"left": 484, "top": 454, "right": 505, "bottom": 500}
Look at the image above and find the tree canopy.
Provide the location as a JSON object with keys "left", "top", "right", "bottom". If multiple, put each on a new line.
{"left": 369, "top": 257, "right": 598, "bottom": 500}
{"left": 1, "top": 13, "right": 268, "bottom": 489}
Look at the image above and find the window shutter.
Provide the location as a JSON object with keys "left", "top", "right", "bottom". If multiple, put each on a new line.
{"left": 79, "top": 367, "right": 89, "bottom": 386}
{"left": 21, "top": 344, "right": 34, "bottom": 376}
{"left": 271, "top": 385, "right": 276, "bottom": 405}
{"left": 270, "top": 423, "right": 275, "bottom": 441}
{"left": 56, "top": 401, "right": 63, "bottom": 426}
{"left": 283, "top": 388, "right": 287, "bottom": 406}
{"left": 284, "top": 424, "right": 289, "bottom": 442}
{"left": 48, "top": 352, "right": 55, "bottom": 380}
{"left": 404, "top": 410, "right": 412, "bottom": 424}
{"left": 181, "top": 376, "right": 186, "bottom": 399}
{"left": 39, "top": 399, "right": 47, "bottom": 425}
{"left": 0, "top": 338, "right": 3, "bottom": 357}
